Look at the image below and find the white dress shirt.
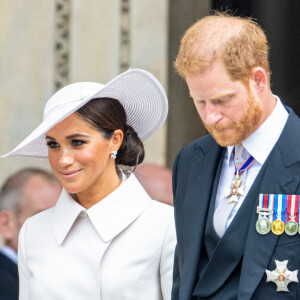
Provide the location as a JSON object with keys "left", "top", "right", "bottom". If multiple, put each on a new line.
{"left": 18, "top": 174, "right": 176, "bottom": 300}
{"left": 215, "top": 96, "right": 288, "bottom": 230}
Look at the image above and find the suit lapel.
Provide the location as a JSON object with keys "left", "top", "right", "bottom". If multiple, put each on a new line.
{"left": 238, "top": 110, "right": 300, "bottom": 299}
{"left": 193, "top": 154, "right": 269, "bottom": 297}
{"left": 180, "top": 139, "right": 224, "bottom": 296}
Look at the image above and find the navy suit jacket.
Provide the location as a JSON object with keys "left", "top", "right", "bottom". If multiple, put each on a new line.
{"left": 0, "top": 252, "right": 18, "bottom": 300}
{"left": 172, "top": 107, "right": 300, "bottom": 299}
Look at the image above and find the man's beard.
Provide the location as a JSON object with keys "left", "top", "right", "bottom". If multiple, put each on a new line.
{"left": 205, "top": 92, "right": 263, "bottom": 147}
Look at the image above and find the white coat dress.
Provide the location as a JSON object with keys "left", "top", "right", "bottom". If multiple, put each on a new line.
{"left": 18, "top": 174, "right": 176, "bottom": 300}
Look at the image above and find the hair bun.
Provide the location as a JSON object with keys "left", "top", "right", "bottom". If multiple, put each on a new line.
{"left": 116, "top": 124, "right": 145, "bottom": 166}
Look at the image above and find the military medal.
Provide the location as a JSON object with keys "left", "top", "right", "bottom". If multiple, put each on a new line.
{"left": 256, "top": 217, "right": 271, "bottom": 234}
{"left": 271, "top": 194, "right": 286, "bottom": 235}
{"left": 272, "top": 220, "right": 285, "bottom": 235}
{"left": 257, "top": 194, "right": 300, "bottom": 235}
{"left": 285, "top": 195, "right": 299, "bottom": 236}
{"left": 225, "top": 174, "right": 245, "bottom": 203}
{"left": 256, "top": 194, "right": 273, "bottom": 235}
{"left": 266, "top": 260, "right": 298, "bottom": 292}
{"left": 225, "top": 153, "right": 254, "bottom": 203}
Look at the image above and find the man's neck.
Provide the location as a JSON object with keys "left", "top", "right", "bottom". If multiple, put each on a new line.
{"left": 259, "top": 90, "right": 277, "bottom": 126}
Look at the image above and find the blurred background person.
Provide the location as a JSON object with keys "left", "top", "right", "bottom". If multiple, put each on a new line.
{"left": 0, "top": 168, "right": 62, "bottom": 300}
{"left": 135, "top": 163, "right": 173, "bottom": 206}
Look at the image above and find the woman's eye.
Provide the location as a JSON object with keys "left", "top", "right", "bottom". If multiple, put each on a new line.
{"left": 72, "top": 140, "right": 85, "bottom": 147}
{"left": 47, "top": 141, "right": 59, "bottom": 149}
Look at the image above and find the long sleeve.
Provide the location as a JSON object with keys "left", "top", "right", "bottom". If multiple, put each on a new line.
{"left": 18, "top": 218, "right": 31, "bottom": 300}
{"left": 160, "top": 216, "right": 177, "bottom": 300}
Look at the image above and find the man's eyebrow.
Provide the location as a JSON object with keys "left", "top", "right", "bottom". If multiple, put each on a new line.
{"left": 191, "top": 93, "right": 234, "bottom": 101}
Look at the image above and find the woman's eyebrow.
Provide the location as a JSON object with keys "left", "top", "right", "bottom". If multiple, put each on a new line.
{"left": 66, "top": 134, "right": 89, "bottom": 140}
{"left": 45, "top": 135, "right": 55, "bottom": 140}
{"left": 45, "top": 134, "right": 89, "bottom": 140}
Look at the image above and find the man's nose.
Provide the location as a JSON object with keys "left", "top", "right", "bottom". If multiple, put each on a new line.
{"left": 204, "top": 103, "right": 222, "bottom": 125}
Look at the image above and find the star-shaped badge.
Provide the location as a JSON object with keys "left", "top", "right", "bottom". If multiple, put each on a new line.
{"left": 225, "top": 178, "right": 245, "bottom": 203}
{"left": 266, "top": 260, "right": 298, "bottom": 292}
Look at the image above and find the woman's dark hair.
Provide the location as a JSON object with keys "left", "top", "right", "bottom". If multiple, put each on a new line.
{"left": 76, "top": 98, "right": 144, "bottom": 167}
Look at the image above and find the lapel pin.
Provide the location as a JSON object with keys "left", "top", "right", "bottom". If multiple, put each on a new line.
{"left": 266, "top": 260, "right": 298, "bottom": 292}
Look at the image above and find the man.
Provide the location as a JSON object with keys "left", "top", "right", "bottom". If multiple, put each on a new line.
{"left": 0, "top": 168, "right": 61, "bottom": 299}
{"left": 135, "top": 163, "right": 173, "bottom": 206}
{"left": 172, "top": 12, "right": 300, "bottom": 299}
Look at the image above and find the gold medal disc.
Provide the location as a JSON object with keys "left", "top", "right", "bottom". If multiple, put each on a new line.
{"left": 271, "top": 219, "right": 285, "bottom": 235}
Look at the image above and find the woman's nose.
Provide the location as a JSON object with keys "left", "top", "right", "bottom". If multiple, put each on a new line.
{"left": 58, "top": 148, "right": 74, "bottom": 167}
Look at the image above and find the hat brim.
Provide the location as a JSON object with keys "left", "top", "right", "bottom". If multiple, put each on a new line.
{"left": 2, "top": 69, "right": 168, "bottom": 158}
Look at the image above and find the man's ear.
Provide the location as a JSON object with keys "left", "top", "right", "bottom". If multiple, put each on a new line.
{"left": 250, "top": 67, "right": 267, "bottom": 94}
{"left": 0, "top": 211, "right": 15, "bottom": 241}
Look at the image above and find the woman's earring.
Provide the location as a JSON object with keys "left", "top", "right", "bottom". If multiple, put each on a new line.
{"left": 111, "top": 150, "right": 117, "bottom": 159}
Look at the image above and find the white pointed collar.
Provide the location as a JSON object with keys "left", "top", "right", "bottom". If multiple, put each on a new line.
{"left": 51, "top": 174, "right": 151, "bottom": 245}
{"left": 226, "top": 95, "right": 288, "bottom": 165}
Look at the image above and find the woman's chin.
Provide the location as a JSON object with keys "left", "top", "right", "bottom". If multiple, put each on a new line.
{"left": 63, "top": 184, "right": 82, "bottom": 195}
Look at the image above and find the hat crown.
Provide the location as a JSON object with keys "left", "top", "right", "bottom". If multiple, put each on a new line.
{"left": 44, "top": 82, "right": 104, "bottom": 120}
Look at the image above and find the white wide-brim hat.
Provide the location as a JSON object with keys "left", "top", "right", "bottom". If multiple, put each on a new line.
{"left": 2, "top": 69, "right": 168, "bottom": 158}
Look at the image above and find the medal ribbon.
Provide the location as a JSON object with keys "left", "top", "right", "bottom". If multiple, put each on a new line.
{"left": 287, "top": 195, "right": 299, "bottom": 223}
{"left": 234, "top": 154, "right": 255, "bottom": 175}
{"left": 296, "top": 195, "right": 299, "bottom": 224}
{"left": 268, "top": 194, "right": 274, "bottom": 223}
{"left": 258, "top": 194, "right": 263, "bottom": 219}
{"left": 263, "top": 194, "right": 268, "bottom": 219}
{"left": 274, "top": 194, "right": 286, "bottom": 223}
{"left": 258, "top": 194, "right": 274, "bottom": 221}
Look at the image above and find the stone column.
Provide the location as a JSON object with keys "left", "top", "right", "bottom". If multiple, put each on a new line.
{"left": 167, "top": 0, "right": 210, "bottom": 167}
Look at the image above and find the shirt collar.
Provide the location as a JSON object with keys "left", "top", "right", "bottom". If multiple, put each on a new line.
{"left": 226, "top": 96, "right": 288, "bottom": 165}
{"left": 1, "top": 245, "right": 18, "bottom": 264}
{"left": 51, "top": 174, "right": 151, "bottom": 245}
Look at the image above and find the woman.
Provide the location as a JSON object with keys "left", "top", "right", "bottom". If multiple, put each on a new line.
{"left": 3, "top": 69, "right": 176, "bottom": 300}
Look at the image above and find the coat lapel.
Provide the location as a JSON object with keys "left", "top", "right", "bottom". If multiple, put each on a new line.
{"left": 193, "top": 154, "right": 269, "bottom": 297}
{"left": 238, "top": 109, "right": 300, "bottom": 299}
{"left": 179, "top": 138, "right": 224, "bottom": 297}
{"left": 51, "top": 175, "right": 151, "bottom": 245}
{"left": 88, "top": 174, "right": 151, "bottom": 242}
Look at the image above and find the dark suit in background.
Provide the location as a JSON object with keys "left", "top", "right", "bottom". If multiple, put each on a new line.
{"left": 0, "top": 252, "right": 18, "bottom": 300}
